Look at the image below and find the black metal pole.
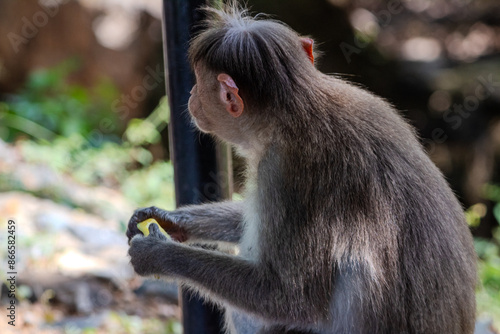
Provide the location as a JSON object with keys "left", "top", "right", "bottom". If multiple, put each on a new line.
{"left": 162, "top": 0, "right": 224, "bottom": 333}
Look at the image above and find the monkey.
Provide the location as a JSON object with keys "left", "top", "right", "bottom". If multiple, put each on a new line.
{"left": 126, "top": 2, "right": 477, "bottom": 333}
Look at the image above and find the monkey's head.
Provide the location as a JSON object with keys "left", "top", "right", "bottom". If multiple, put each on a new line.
{"left": 187, "top": 3, "right": 316, "bottom": 148}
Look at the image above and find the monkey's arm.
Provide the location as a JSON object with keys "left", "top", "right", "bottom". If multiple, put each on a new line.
{"left": 126, "top": 201, "right": 244, "bottom": 243}
{"left": 129, "top": 225, "right": 316, "bottom": 324}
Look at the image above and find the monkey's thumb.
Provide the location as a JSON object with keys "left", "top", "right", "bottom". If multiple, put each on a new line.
{"left": 137, "top": 219, "right": 171, "bottom": 239}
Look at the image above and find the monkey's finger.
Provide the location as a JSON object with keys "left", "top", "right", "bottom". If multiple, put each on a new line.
{"left": 127, "top": 215, "right": 144, "bottom": 241}
{"left": 148, "top": 223, "right": 168, "bottom": 241}
{"left": 126, "top": 225, "right": 140, "bottom": 242}
{"left": 129, "top": 234, "right": 144, "bottom": 246}
{"left": 130, "top": 207, "right": 156, "bottom": 225}
{"left": 126, "top": 225, "right": 142, "bottom": 244}
{"left": 126, "top": 207, "right": 157, "bottom": 242}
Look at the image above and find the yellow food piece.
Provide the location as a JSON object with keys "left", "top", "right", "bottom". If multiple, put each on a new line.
{"left": 137, "top": 218, "right": 171, "bottom": 239}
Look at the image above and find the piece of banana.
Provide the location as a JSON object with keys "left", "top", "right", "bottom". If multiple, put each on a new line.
{"left": 137, "top": 218, "right": 171, "bottom": 239}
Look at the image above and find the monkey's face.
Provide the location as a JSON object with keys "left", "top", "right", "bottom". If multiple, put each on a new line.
{"left": 188, "top": 83, "right": 210, "bottom": 132}
{"left": 188, "top": 73, "right": 212, "bottom": 132}
{"left": 188, "top": 65, "right": 222, "bottom": 133}
{"left": 188, "top": 64, "right": 245, "bottom": 144}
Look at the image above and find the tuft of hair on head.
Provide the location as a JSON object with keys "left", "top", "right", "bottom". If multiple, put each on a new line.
{"left": 189, "top": 0, "right": 316, "bottom": 112}
{"left": 203, "top": 0, "right": 251, "bottom": 25}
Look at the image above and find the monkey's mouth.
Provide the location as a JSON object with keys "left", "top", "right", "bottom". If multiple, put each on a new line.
{"left": 188, "top": 105, "right": 203, "bottom": 122}
{"left": 191, "top": 117, "right": 211, "bottom": 134}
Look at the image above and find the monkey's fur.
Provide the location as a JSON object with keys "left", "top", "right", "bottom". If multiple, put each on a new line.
{"left": 127, "top": 3, "right": 477, "bottom": 333}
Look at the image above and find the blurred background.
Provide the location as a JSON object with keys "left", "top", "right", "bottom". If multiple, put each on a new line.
{"left": 0, "top": 0, "right": 499, "bottom": 333}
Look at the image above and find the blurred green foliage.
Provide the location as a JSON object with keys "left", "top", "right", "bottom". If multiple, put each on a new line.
{"left": 465, "top": 203, "right": 487, "bottom": 228}
{"left": 475, "top": 232, "right": 500, "bottom": 327}
{"left": 0, "top": 59, "right": 121, "bottom": 143}
{"left": 122, "top": 162, "right": 175, "bottom": 209}
{"left": 470, "top": 184, "right": 500, "bottom": 327}
{"left": 0, "top": 61, "right": 175, "bottom": 210}
{"left": 20, "top": 135, "right": 151, "bottom": 187}
{"left": 103, "top": 312, "right": 182, "bottom": 334}
{"left": 15, "top": 121, "right": 175, "bottom": 213}
{"left": 124, "top": 96, "right": 170, "bottom": 147}
{"left": 484, "top": 184, "right": 500, "bottom": 225}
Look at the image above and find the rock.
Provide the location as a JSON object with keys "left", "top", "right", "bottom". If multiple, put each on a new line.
{"left": 67, "top": 225, "right": 127, "bottom": 249}
{"left": 47, "top": 312, "right": 108, "bottom": 331}
{"left": 475, "top": 319, "right": 497, "bottom": 334}
{"left": 35, "top": 212, "right": 69, "bottom": 232}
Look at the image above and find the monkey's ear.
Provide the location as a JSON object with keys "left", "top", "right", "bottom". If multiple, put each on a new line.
{"left": 217, "top": 74, "right": 244, "bottom": 117}
{"left": 301, "top": 38, "right": 315, "bottom": 65}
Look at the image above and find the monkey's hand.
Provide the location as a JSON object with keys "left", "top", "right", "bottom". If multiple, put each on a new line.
{"left": 126, "top": 206, "right": 188, "bottom": 244}
{"left": 128, "top": 223, "right": 172, "bottom": 277}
